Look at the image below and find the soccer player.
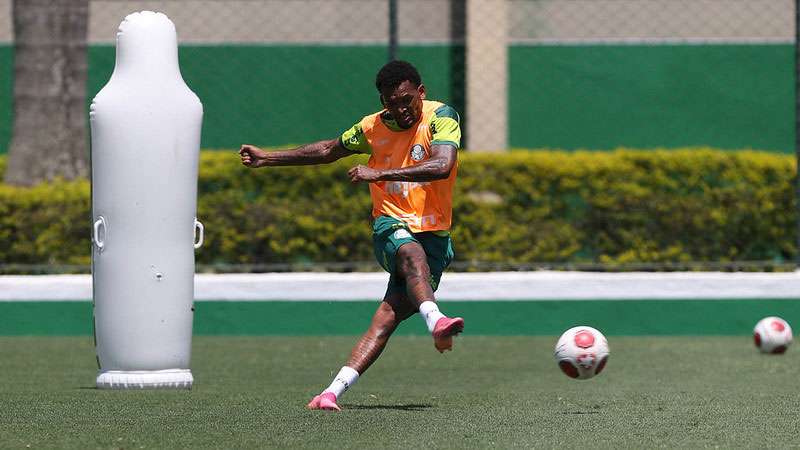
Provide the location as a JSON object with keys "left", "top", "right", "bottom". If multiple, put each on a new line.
{"left": 239, "top": 60, "right": 464, "bottom": 412}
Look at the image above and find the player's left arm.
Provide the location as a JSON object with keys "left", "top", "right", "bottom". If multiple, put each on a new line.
{"left": 348, "top": 144, "right": 456, "bottom": 183}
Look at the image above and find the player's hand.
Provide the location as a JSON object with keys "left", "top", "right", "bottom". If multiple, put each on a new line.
{"left": 348, "top": 165, "right": 381, "bottom": 183}
{"left": 239, "top": 144, "right": 269, "bottom": 168}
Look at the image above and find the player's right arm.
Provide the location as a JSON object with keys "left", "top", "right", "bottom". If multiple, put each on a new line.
{"left": 240, "top": 119, "right": 371, "bottom": 168}
{"left": 239, "top": 139, "right": 356, "bottom": 168}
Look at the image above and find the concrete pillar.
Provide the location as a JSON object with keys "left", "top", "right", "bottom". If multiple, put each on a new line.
{"left": 466, "top": 0, "right": 508, "bottom": 151}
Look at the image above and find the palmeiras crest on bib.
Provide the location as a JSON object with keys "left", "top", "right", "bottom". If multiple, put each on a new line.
{"left": 410, "top": 144, "right": 425, "bottom": 161}
{"left": 393, "top": 228, "right": 412, "bottom": 239}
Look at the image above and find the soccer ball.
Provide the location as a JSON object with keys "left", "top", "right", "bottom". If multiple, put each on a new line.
{"left": 554, "top": 326, "right": 609, "bottom": 380}
{"left": 753, "top": 316, "right": 793, "bottom": 354}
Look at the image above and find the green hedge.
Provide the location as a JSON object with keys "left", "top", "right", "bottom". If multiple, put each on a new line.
{"left": 0, "top": 149, "right": 795, "bottom": 270}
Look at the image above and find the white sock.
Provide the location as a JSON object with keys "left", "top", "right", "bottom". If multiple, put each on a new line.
{"left": 419, "top": 300, "right": 446, "bottom": 333}
{"left": 323, "top": 366, "right": 359, "bottom": 398}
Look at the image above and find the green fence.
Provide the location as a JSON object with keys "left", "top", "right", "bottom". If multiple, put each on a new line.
{"left": 0, "top": 43, "right": 794, "bottom": 153}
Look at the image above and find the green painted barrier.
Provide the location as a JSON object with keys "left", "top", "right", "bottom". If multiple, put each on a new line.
{"left": 2, "top": 299, "right": 798, "bottom": 336}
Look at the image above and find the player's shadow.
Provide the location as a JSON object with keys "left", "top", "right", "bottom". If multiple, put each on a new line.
{"left": 345, "top": 403, "right": 433, "bottom": 411}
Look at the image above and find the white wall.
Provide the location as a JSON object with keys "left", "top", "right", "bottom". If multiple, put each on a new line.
{"left": 0, "top": 0, "right": 790, "bottom": 45}
{"left": 510, "top": 0, "right": 793, "bottom": 43}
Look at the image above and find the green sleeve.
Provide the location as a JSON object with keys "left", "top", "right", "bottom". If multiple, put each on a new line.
{"left": 340, "top": 122, "right": 372, "bottom": 154}
{"left": 430, "top": 104, "right": 461, "bottom": 148}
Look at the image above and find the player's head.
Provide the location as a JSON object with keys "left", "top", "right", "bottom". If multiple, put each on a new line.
{"left": 375, "top": 60, "right": 426, "bottom": 129}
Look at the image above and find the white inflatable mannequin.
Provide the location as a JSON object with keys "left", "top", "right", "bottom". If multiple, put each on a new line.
{"left": 90, "top": 11, "right": 203, "bottom": 389}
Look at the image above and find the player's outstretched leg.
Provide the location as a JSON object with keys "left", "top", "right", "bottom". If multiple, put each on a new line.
{"left": 396, "top": 243, "right": 464, "bottom": 352}
{"left": 307, "top": 296, "right": 413, "bottom": 411}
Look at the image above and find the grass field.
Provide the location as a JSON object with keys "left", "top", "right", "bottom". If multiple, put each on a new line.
{"left": 1, "top": 335, "right": 798, "bottom": 449}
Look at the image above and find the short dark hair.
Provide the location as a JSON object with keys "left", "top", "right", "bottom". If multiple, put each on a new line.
{"left": 375, "top": 60, "right": 421, "bottom": 93}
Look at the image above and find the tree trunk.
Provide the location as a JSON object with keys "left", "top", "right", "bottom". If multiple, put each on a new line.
{"left": 5, "top": 0, "right": 89, "bottom": 186}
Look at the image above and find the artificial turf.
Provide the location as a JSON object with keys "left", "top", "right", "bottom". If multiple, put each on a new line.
{"left": 1, "top": 335, "right": 797, "bottom": 448}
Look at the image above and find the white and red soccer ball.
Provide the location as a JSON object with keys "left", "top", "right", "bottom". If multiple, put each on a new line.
{"left": 753, "top": 316, "right": 793, "bottom": 354}
{"left": 554, "top": 326, "right": 609, "bottom": 380}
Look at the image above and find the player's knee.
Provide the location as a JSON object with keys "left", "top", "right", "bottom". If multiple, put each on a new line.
{"left": 373, "top": 314, "right": 398, "bottom": 338}
{"left": 396, "top": 245, "right": 429, "bottom": 278}
{"left": 373, "top": 304, "right": 400, "bottom": 336}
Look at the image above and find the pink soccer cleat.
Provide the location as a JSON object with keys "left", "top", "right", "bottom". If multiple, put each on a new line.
{"left": 306, "top": 392, "right": 341, "bottom": 411}
{"left": 432, "top": 317, "right": 464, "bottom": 353}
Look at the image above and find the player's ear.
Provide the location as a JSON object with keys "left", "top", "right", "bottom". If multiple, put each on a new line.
{"left": 379, "top": 94, "right": 387, "bottom": 108}
{"left": 418, "top": 84, "right": 426, "bottom": 100}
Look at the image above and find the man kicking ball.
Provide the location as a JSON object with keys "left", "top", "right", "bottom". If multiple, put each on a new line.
{"left": 239, "top": 60, "right": 464, "bottom": 411}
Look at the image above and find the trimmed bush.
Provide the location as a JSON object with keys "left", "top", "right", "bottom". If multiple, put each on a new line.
{"left": 0, "top": 178, "right": 91, "bottom": 266}
{"left": 454, "top": 149, "right": 795, "bottom": 266}
{"left": 0, "top": 149, "right": 795, "bottom": 269}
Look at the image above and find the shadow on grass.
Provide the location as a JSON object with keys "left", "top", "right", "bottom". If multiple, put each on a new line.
{"left": 345, "top": 403, "right": 433, "bottom": 411}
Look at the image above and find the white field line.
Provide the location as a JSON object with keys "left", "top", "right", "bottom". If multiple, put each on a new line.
{"left": 0, "top": 271, "right": 798, "bottom": 301}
